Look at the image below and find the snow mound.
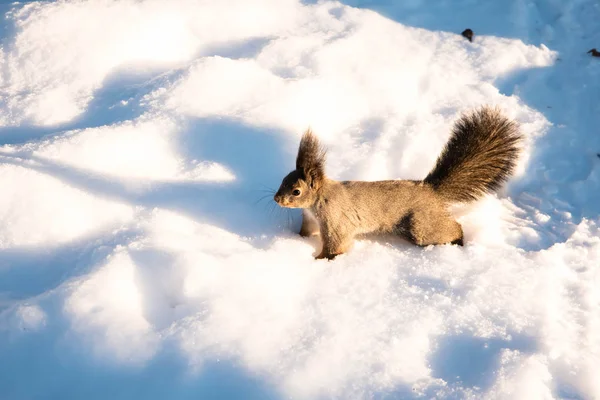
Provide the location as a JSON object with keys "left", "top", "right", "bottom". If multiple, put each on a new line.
{"left": 0, "top": 164, "right": 133, "bottom": 248}
{"left": 1, "top": 0, "right": 301, "bottom": 126}
{"left": 5, "top": 116, "right": 235, "bottom": 182}
{"left": 65, "top": 248, "right": 160, "bottom": 364}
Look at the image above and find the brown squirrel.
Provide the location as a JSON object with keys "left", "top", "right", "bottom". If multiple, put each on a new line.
{"left": 274, "top": 107, "right": 522, "bottom": 260}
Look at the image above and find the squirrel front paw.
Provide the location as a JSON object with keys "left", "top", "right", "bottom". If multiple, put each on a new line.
{"left": 315, "top": 251, "right": 338, "bottom": 260}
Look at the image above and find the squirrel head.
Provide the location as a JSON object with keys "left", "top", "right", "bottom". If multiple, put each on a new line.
{"left": 274, "top": 129, "right": 326, "bottom": 209}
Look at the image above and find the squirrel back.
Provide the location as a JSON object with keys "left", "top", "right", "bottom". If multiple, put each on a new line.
{"left": 424, "top": 107, "right": 522, "bottom": 203}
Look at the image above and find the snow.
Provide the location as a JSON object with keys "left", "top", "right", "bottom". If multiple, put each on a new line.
{"left": 0, "top": 0, "right": 598, "bottom": 399}
{"left": 0, "top": 164, "right": 133, "bottom": 247}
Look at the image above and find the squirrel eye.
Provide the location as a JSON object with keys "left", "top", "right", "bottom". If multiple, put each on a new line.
{"left": 292, "top": 189, "right": 301, "bottom": 196}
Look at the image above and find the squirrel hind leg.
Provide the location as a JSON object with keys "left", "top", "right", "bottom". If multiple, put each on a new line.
{"left": 450, "top": 236, "right": 464, "bottom": 246}
{"left": 396, "top": 209, "right": 464, "bottom": 247}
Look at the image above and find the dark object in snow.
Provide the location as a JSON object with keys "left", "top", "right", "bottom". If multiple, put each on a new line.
{"left": 462, "top": 29, "right": 474, "bottom": 42}
{"left": 597, "top": 153, "right": 600, "bottom": 159}
{"left": 588, "top": 49, "right": 600, "bottom": 57}
{"left": 274, "top": 107, "right": 522, "bottom": 260}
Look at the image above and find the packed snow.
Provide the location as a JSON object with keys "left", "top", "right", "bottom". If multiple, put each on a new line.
{"left": 0, "top": 0, "right": 599, "bottom": 399}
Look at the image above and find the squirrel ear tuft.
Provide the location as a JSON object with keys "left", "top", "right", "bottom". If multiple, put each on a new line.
{"left": 296, "top": 128, "right": 326, "bottom": 188}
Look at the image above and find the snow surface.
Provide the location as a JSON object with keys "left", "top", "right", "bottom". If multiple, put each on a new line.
{"left": 0, "top": 0, "right": 599, "bottom": 399}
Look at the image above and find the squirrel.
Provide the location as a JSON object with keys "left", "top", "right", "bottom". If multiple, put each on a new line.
{"left": 274, "top": 106, "right": 522, "bottom": 260}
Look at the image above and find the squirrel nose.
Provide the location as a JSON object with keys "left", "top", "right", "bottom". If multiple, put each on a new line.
{"left": 274, "top": 193, "right": 281, "bottom": 203}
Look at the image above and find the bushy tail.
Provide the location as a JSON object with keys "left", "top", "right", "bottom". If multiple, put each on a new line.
{"left": 424, "top": 107, "right": 522, "bottom": 203}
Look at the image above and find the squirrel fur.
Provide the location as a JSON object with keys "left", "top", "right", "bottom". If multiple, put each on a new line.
{"left": 274, "top": 106, "right": 522, "bottom": 260}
